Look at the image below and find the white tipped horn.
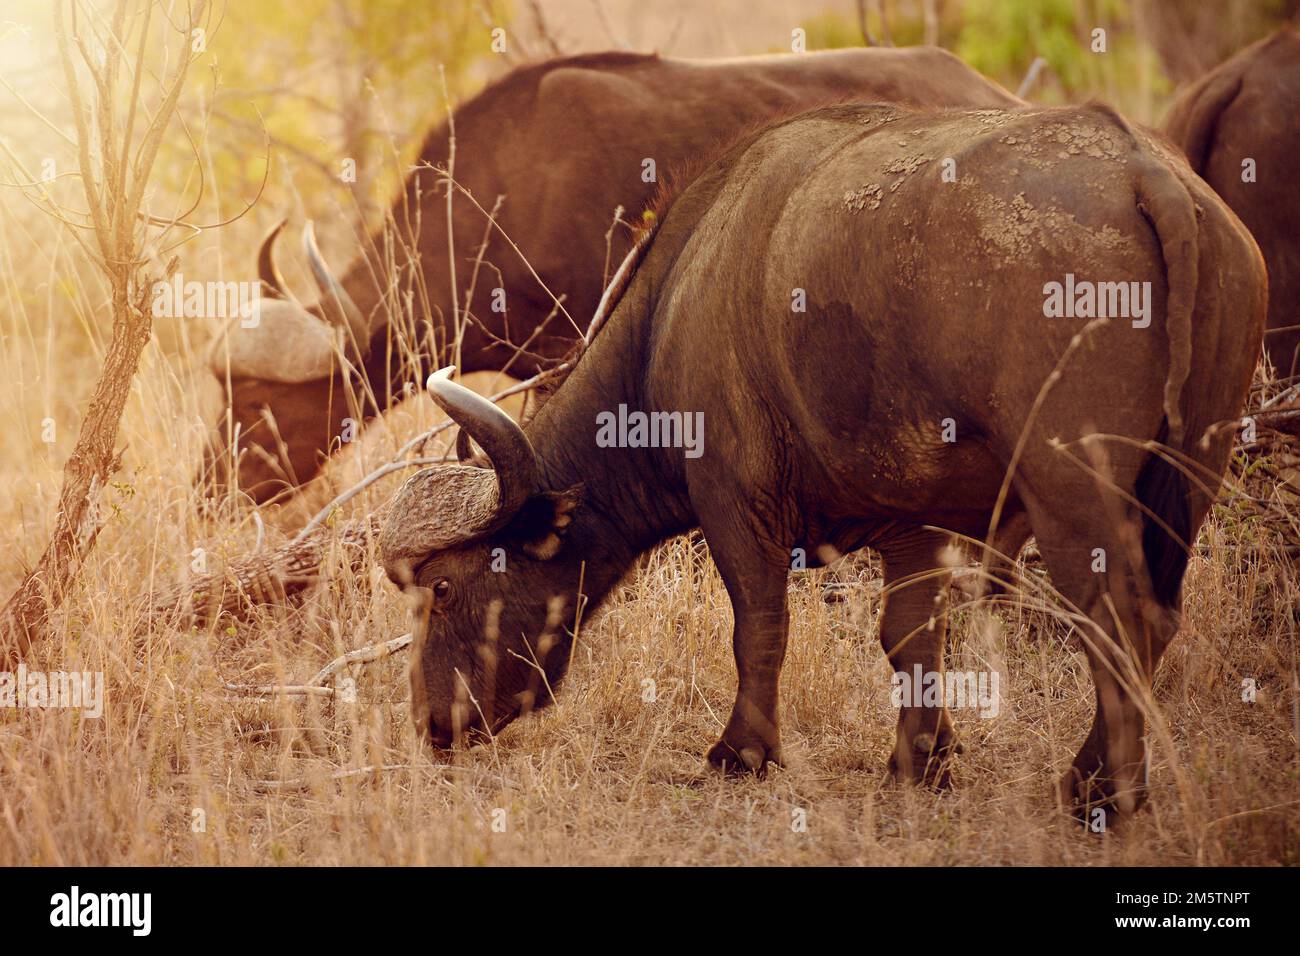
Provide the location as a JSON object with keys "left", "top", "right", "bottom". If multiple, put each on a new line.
{"left": 303, "top": 220, "right": 371, "bottom": 358}
{"left": 426, "top": 366, "right": 539, "bottom": 516}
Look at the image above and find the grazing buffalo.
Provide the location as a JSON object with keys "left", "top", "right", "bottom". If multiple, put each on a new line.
{"left": 203, "top": 47, "right": 1021, "bottom": 503}
{"left": 379, "top": 101, "right": 1266, "bottom": 825}
{"left": 1163, "top": 27, "right": 1300, "bottom": 379}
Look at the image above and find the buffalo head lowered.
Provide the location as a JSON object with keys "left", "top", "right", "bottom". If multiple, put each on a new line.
{"left": 380, "top": 368, "right": 583, "bottom": 748}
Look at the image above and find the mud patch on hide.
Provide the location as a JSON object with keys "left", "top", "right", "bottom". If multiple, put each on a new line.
{"left": 1000, "top": 120, "right": 1128, "bottom": 170}
{"left": 843, "top": 183, "right": 884, "bottom": 212}
{"left": 966, "top": 188, "right": 1136, "bottom": 263}
{"left": 884, "top": 155, "right": 932, "bottom": 192}
{"left": 855, "top": 107, "right": 903, "bottom": 128}
{"left": 965, "top": 108, "right": 1016, "bottom": 130}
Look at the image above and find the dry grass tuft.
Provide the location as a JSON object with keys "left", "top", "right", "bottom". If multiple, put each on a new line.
{"left": 1, "top": 372, "right": 1296, "bottom": 862}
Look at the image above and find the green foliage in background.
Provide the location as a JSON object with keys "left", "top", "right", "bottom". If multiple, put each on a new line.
{"left": 193, "top": 0, "right": 490, "bottom": 229}
{"left": 777, "top": 0, "right": 1192, "bottom": 119}
{"left": 800, "top": 11, "right": 872, "bottom": 50}
{"left": 956, "top": 0, "right": 1156, "bottom": 103}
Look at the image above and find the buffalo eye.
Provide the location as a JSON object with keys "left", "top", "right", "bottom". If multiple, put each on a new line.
{"left": 431, "top": 578, "right": 453, "bottom": 604}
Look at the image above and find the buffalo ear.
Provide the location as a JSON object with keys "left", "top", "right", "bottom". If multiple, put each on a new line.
{"left": 505, "top": 484, "right": 583, "bottom": 560}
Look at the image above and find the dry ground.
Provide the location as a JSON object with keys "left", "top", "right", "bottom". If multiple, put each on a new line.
{"left": 0, "top": 335, "right": 1296, "bottom": 864}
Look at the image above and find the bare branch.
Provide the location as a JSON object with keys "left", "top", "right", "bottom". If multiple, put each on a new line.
{"left": 253, "top": 764, "right": 419, "bottom": 792}
{"left": 309, "top": 632, "right": 413, "bottom": 686}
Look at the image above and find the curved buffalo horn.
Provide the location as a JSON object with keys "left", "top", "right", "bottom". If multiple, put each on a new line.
{"left": 427, "top": 366, "right": 538, "bottom": 517}
{"left": 257, "top": 219, "right": 290, "bottom": 299}
{"left": 378, "top": 369, "right": 540, "bottom": 576}
{"left": 302, "top": 221, "right": 370, "bottom": 358}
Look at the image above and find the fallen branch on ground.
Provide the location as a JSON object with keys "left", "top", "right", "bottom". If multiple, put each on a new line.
{"left": 222, "top": 633, "right": 413, "bottom": 698}
{"left": 252, "top": 763, "right": 418, "bottom": 792}
{"left": 224, "top": 683, "right": 334, "bottom": 698}
{"left": 146, "top": 512, "right": 383, "bottom": 627}
{"left": 310, "top": 632, "right": 413, "bottom": 684}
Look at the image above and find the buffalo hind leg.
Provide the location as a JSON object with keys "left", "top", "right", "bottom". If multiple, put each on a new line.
{"left": 880, "top": 529, "right": 963, "bottom": 790}
{"left": 1021, "top": 488, "right": 1180, "bottom": 828}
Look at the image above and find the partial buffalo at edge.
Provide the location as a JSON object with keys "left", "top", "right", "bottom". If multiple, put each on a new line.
{"left": 1163, "top": 27, "right": 1300, "bottom": 380}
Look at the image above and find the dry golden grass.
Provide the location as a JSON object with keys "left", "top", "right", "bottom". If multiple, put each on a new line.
{"left": 0, "top": 1, "right": 1296, "bottom": 868}
{"left": 0, "top": 314, "right": 1296, "bottom": 863}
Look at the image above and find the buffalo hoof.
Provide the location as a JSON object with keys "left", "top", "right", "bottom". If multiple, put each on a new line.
{"left": 889, "top": 730, "right": 963, "bottom": 791}
{"left": 706, "top": 737, "right": 783, "bottom": 777}
{"left": 1059, "top": 764, "right": 1148, "bottom": 833}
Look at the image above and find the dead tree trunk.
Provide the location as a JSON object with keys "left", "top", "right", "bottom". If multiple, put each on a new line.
{"left": 3, "top": 283, "right": 149, "bottom": 657}
{"left": 0, "top": 0, "right": 209, "bottom": 664}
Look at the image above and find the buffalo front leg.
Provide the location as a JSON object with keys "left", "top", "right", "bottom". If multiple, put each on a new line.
{"left": 699, "top": 520, "right": 791, "bottom": 776}
{"left": 880, "top": 530, "right": 963, "bottom": 789}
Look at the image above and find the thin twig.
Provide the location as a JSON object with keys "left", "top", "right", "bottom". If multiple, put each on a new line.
{"left": 253, "top": 764, "right": 418, "bottom": 792}
{"left": 222, "top": 632, "right": 413, "bottom": 700}
{"left": 309, "top": 632, "right": 413, "bottom": 686}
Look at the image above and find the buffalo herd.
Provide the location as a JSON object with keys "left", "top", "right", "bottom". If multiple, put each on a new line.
{"left": 205, "top": 31, "right": 1297, "bottom": 825}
